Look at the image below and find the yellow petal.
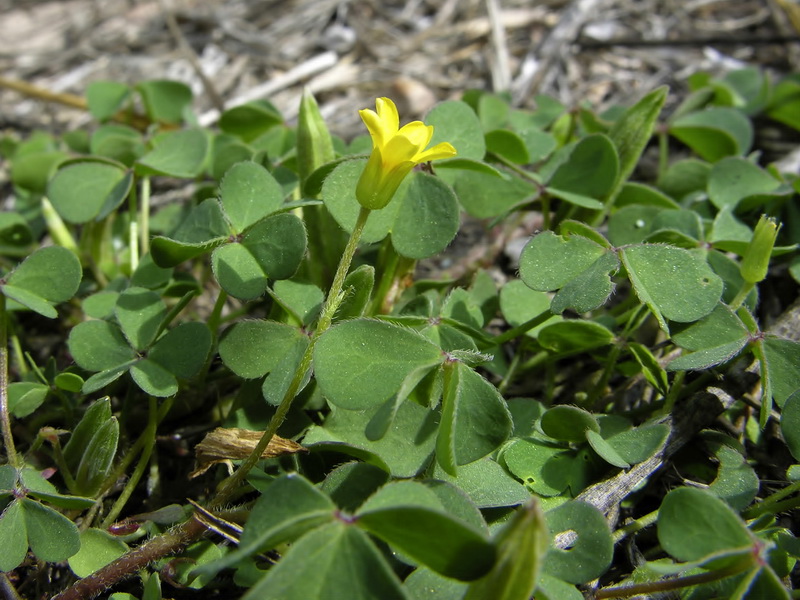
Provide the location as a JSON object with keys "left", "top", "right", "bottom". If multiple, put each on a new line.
{"left": 414, "top": 142, "right": 457, "bottom": 163}
{"left": 397, "top": 121, "right": 433, "bottom": 151}
{"left": 375, "top": 97, "right": 399, "bottom": 134}
{"left": 383, "top": 133, "right": 425, "bottom": 167}
{"left": 359, "top": 108, "right": 388, "bottom": 149}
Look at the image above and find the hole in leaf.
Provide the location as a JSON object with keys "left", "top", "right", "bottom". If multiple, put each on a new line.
{"left": 555, "top": 529, "right": 578, "bottom": 550}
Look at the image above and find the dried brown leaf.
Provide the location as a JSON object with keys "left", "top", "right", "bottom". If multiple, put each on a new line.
{"left": 190, "top": 427, "right": 306, "bottom": 478}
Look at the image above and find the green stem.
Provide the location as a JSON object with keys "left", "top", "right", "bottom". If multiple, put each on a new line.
{"left": 101, "top": 397, "right": 167, "bottom": 528}
{"left": 0, "top": 295, "right": 20, "bottom": 468}
{"left": 498, "top": 340, "right": 526, "bottom": 395}
{"left": 595, "top": 559, "right": 754, "bottom": 599}
{"left": 8, "top": 328, "right": 27, "bottom": 377}
{"left": 129, "top": 177, "right": 139, "bottom": 273}
{"left": 41, "top": 197, "right": 79, "bottom": 254}
{"left": 211, "top": 205, "right": 372, "bottom": 509}
{"left": 620, "top": 303, "right": 648, "bottom": 338}
{"left": 96, "top": 398, "right": 172, "bottom": 501}
{"left": 140, "top": 176, "right": 151, "bottom": 255}
{"left": 612, "top": 509, "right": 658, "bottom": 543}
{"left": 198, "top": 289, "right": 228, "bottom": 384}
{"left": 729, "top": 281, "right": 754, "bottom": 311}
{"left": 657, "top": 128, "right": 669, "bottom": 182}
{"left": 370, "top": 238, "right": 400, "bottom": 315}
{"left": 588, "top": 344, "right": 621, "bottom": 405}
{"left": 743, "top": 479, "right": 800, "bottom": 520}
{"left": 662, "top": 369, "right": 685, "bottom": 415}
{"left": 493, "top": 311, "right": 554, "bottom": 346}
{"left": 751, "top": 338, "right": 772, "bottom": 428}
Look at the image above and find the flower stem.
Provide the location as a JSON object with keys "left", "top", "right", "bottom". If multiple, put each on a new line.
{"left": 0, "top": 294, "right": 20, "bottom": 469}
{"left": 54, "top": 205, "right": 374, "bottom": 598}
{"left": 730, "top": 281, "right": 754, "bottom": 311}
{"left": 210, "top": 205, "right": 371, "bottom": 509}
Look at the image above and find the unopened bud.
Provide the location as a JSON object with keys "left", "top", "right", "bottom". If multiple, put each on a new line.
{"left": 296, "top": 88, "right": 335, "bottom": 185}
{"left": 740, "top": 215, "right": 780, "bottom": 284}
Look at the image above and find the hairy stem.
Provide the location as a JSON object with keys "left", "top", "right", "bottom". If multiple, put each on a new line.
{"left": 492, "top": 311, "right": 555, "bottom": 346}
{"left": 595, "top": 559, "right": 753, "bottom": 599}
{"left": 0, "top": 295, "right": 20, "bottom": 468}
{"left": 51, "top": 517, "right": 207, "bottom": 600}
{"left": 211, "top": 205, "right": 371, "bottom": 508}
{"left": 53, "top": 207, "right": 373, "bottom": 599}
{"left": 743, "top": 479, "right": 800, "bottom": 520}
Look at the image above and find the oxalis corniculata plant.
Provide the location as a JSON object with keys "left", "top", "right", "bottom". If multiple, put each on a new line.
{"left": 0, "top": 68, "right": 799, "bottom": 600}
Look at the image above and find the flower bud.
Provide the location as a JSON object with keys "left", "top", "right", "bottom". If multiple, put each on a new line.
{"left": 740, "top": 215, "right": 780, "bottom": 284}
{"left": 296, "top": 88, "right": 335, "bottom": 185}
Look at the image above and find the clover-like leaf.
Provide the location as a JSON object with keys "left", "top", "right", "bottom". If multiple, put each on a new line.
{"left": 782, "top": 391, "right": 800, "bottom": 462}
{"left": 546, "top": 134, "right": 619, "bottom": 209}
{"left": 357, "top": 504, "right": 495, "bottom": 581}
{"left": 148, "top": 322, "right": 211, "bottom": 380}
{"left": 519, "top": 231, "right": 618, "bottom": 314}
{"left": 670, "top": 107, "right": 753, "bottom": 161}
{"left": 219, "top": 101, "right": 283, "bottom": 143}
{"left": 503, "top": 438, "right": 571, "bottom": 497}
{"left": 426, "top": 100, "right": 486, "bottom": 160}
{"left": 219, "top": 161, "right": 284, "bottom": 232}
{"left": 48, "top": 159, "right": 132, "bottom": 224}
{"left": 657, "top": 487, "right": 753, "bottom": 563}
{"left": 314, "top": 319, "right": 443, "bottom": 410}
{"left": 707, "top": 157, "right": 784, "bottom": 210}
{"left": 68, "top": 529, "right": 129, "bottom": 578}
{"left": 86, "top": 81, "right": 131, "bottom": 122}
{"left": 115, "top": 287, "right": 167, "bottom": 352}
{"left": 136, "top": 128, "right": 208, "bottom": 178}
{"left": 211, "top": 212, "right": 307, "bottom": 300}
{"left": 241, "top": 522, "right": 408, "bottom": 600}
{"left": 68, "top": 320, "right": 137, "bottom": 373}
{"left": 485, "top": 129, "right": 529, "bottom": 164}
{"left": 761, "top": 337, "right": 800, "bottom": 409}
{"left": 450, "top": 169, "right": 536, "bottom": 219}
{"left": 0, "top": 212, "right": 33, "bottom": 249}
{"left": 543, "top": 501, "right": 613, "bottom": 584}
{"left": 195, "top": 474, "right": 335, "bottom": 578}
{"left": 2, "top": 246, "right": 82, "bottom": 318}
{"left": 0, "top": 498, "right": 81, "bottom": 571}
{"left": 620, "top": 245, "right": 723, "bottom": 331}
{"left": 219, "top": 320, "right": 305, "bottom": 379}
{"left": 540, "top": 405, "right": 599, "bottom": 443}
{"left": 135, "top": 79, "right": 192, "bottom": 124}
{"left": 391, "top": 173, "right": 460, "bottom": 260}
{"left": 303, "top": 401, "right": 438, "bottom": 478}
{"left": 436, "top": 361, "right": 513, "bottom": 475}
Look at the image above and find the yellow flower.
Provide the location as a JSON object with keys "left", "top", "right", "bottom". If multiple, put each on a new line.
{"left": 356, "top": 97, "right": 457, "bottom": 210}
